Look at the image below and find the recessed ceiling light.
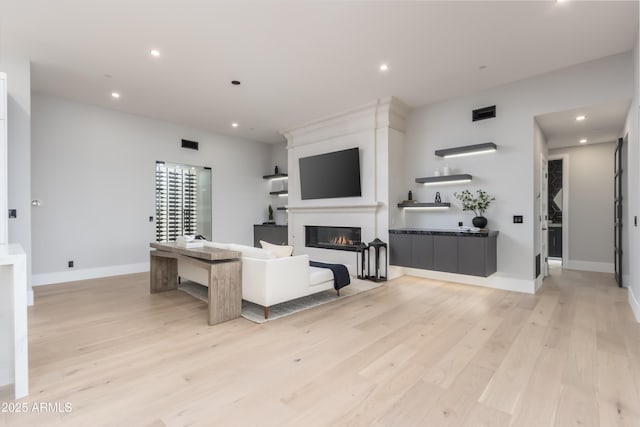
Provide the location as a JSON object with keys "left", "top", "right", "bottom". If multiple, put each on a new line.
{"left": 111, "top": 92, "right": 120, "bottom": 99}
{"left": 576, "top": 115, "right": 586, "bottom": 121}
{"left": 231, "top": 80, "right": 241, "bottom": 86}
{"left": 150, "top": 49, "right": 161, "bottom": 57}
{"left": 379, "top": 64, "right": 389, "bottom": 72}
{"left": 231, "top": 122, "right": 239, "bottom": 128}
{"left": 579, "top": 139, "right": 587, "bottom": 143}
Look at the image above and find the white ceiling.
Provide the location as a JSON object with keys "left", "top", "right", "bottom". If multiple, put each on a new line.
{"left": 536, "top": 99, "right": 631, "bottom": 149}
{"left": 0, "top": 1, "right": 637, "bottom": 144}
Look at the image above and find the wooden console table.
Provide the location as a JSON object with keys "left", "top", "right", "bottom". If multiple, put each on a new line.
{"left": 149, "top": 242, "right": 242, "bottom": 325}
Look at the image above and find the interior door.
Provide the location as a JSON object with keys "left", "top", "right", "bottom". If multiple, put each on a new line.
{"left": 614, "top": 137, "right": 623, "bottom": 287}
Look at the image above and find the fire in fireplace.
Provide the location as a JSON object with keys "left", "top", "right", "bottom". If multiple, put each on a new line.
{"left": 305, "top": 225, "right": 362, "bottom": 252}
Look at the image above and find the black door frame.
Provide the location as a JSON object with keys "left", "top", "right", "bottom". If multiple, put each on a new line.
{"left": 614, "top": 137, "right": 624, "bottom": 287}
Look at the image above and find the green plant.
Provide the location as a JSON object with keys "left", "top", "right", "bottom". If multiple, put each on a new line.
{"left": 268, "top": 205, "right": 274, "bottom": 221}
{"left": 453, "top": 189, "right": 495, "bottom": 217}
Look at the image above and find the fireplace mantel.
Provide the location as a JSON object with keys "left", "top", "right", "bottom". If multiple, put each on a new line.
{"left": 282, "top": 97, "right": 408, "bottom": 277}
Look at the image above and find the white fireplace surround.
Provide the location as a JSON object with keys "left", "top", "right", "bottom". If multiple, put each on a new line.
{"left": 281, "top": 97, "right": 408, "bottom": 276}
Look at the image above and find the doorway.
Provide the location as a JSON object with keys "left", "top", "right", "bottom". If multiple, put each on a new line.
{"left": 547, "top": 154, "right": 569, "bottom": 267}
{"left": 535, "top": 99, "right": 630, "bottom": 278}
{"left": 155, "top": 161, "right": 213, "bottom": 242}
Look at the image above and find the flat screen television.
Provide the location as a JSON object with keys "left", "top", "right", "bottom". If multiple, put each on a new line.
{"left": 299, "top": 147, "right": 362, "bottom": 200}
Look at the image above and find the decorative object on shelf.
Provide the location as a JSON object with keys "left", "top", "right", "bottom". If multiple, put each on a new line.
{"left": 367, "top": 238, "right": 387, "bottom": 282}
{"left": 435, "top": 192, "right": 442, "bottom": 203}
{"left": 453, "top": 189, "right": 495, "bottom": 229}
{"left": 435, "top": 142, "right": 497, "bottom": 158}
{"left": 416, "top": 174, "right": 472, "bottom": 186}
{"left": 356, "top": 242, "right": 369, "bottom": 279}
{"left": 443, "top": 164, "right": 450, "bottom": 175}
{"left": 267, "top": 205, "right": 274, "bottom": 224}
{"left": 274, "top": 165, "right": 279, "bottom": 174}
{"left": 408, "top": 190, "right": 413, "bottom": 201}
{"left": 434, "top": 169, "right": 441, "bottom": 177}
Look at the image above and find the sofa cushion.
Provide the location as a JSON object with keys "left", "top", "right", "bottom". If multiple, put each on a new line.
{"left": 228, "top": 243, "right": 275, "bottom": 260}
{"left": 259, "top": 240, "right": 294, "bottom": 258}
{"left": 309, "top": 266, "right": 333, "bottom": 287}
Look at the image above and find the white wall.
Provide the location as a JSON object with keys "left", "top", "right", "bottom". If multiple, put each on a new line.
{"left": 550, "top": 142, "right": 616, "bottom": 272}
{"left": 403, "top": 52, "right": 633, "bottom": 292}
{"left": 31, "top": 93, "right": 271, "bottom": 284}
{"left": 270, "top": 142, "right": 288, "bottom": 174}
{"left": 0, "top": 56, "right": 32, "bottom": 304}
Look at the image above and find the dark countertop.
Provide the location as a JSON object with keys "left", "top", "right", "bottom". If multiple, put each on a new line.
{"left": 389, "top": 228, "right": 499, "bottom": 237}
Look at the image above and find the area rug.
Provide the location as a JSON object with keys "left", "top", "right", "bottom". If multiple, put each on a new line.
{"left": 178, "top": 278, "right": 383, "bottom": 324}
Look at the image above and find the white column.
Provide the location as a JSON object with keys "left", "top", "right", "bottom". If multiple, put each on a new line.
{"left": 0, "top": 73, "right": 7, "bottom": 244}
{"left": 0, "top": 243, "right": 28, "bottom": 399}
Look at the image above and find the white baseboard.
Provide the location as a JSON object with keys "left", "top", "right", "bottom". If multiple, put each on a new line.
{"left": 564, "top": 260, "right": 614, "bottom": 273}
{"left": 32, "top": 262, "right": 150, "bottom": 286}
{"left": 628, "top": 286, "right": 640, "bottom": 323}
{"left": 402, "top": 268, "right": 536, "bottom": 294}
{"left": 388, "top": 266, "right": 405, "bottom": 280}
{"left": 27, "top": 288, "right": 33, "bottom": 306}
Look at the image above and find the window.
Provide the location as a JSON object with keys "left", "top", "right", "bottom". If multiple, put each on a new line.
{"left": 155, "top": 161, "right": 212, "bottom": 242}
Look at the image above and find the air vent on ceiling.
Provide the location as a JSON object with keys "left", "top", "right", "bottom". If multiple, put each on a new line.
{"left": 181, "top": 139, "right": 199, "bottom": 150}
{"left": 472, "top": 105, "right": 496, "bottom": 122}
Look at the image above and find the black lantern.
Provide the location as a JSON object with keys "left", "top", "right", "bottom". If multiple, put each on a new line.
{"left": 356, "top": 242, "right": 369, "bottom": 279}
{"left": 367, "top": 238, "right": 388, "bottom": 282}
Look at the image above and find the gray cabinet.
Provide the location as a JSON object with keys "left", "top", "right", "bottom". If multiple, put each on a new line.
{"left": 411, "top": 234, "right": 434, "bottom": 270}
{"left": 254, "top": 225, "right": 288, "bottom": 247}
{"left": 389, "top": 233, "right": 412, "bottom": 267}
{"left": 389, "top": 229, "right": 498, "bottom": 277}
{"left": 433, "top": 235, "right": 458, "bottom": 273}
{"left": 458, "top": 235, "right": 496, "bottom": 277}
{"left": 548, "top": 227, "right": 562, "bottom": 258}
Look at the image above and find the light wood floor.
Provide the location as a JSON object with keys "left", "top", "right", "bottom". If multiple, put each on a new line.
{"left": 2, "top": 265, "right": 640, "bottom": 426}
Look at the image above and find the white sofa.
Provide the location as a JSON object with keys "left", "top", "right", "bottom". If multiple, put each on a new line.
{"left": 178, "top": 242, "right": 335, "bottom": 318}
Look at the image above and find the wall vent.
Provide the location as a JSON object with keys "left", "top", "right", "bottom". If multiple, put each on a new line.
{"left": 181, "top": 139, "right": 199, "bottom": 150}
{"left": 472, "top": 105, "right": 496, "bottom": 122}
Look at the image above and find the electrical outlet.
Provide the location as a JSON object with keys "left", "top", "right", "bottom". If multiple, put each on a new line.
{"left": 513, "top": 215, "right": 523, "bottom": 224}
{"left": 68, "top": 260, "right": 74, "bottom": 268}
{"left": 458, "top": 221, "right": 463, "bottom": 227}
{"left": 8, "top": 209, "right": 16, "bottom": 218}
{"left": 149, "top": 216, "right": 154, "bottom": 222}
